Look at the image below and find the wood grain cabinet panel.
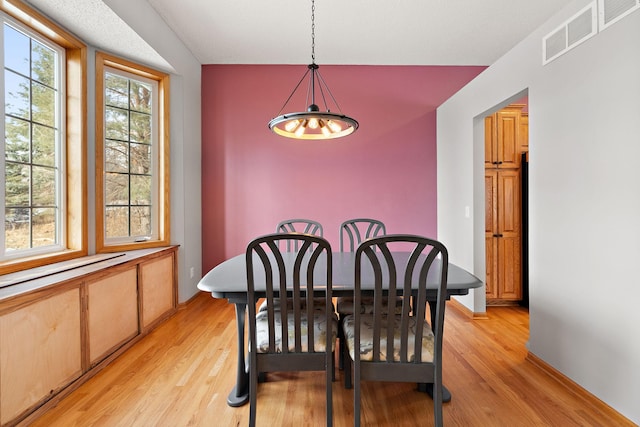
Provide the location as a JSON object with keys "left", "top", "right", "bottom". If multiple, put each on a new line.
{"left": 88, "top": 267, "right": 139, "bottom": 364}
{"left": 485, "top": 107, "right": 521, "bottom": 169}
{"left": 497, "top": 170, "right": 521, "bottom": 236}
{"left": 498, "top": 234, "right": 522, "bottom": 300}
{"left": 140, "top": 254, "right": 176, "bottom": 330}
{"left": 520, "top": 113, "right": 529, "bottom": 154}
{"left": 484, "top": 116, "right": 497, "bottom": 169}
{"left": 496, "top": 169, "right": 521, "bottom": 300}
{"left": 0, "top": 288, "right": 82, "bottom": 424}
{"left": 496, "top": 109, "right": 520, "bottom": 168}
{"left": 485, "top": 170, "right": 498, "bottom": 299}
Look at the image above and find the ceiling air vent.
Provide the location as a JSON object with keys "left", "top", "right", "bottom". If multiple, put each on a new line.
{"left": 598, "top": 0, "right": 640, "bottom": 29}
{"left": 543, "top": 2, "right": 598, "bottom": 65}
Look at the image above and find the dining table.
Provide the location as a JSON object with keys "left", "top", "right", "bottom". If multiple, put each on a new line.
{"left": 197, "top": 251, "right": 483, "bottom": 407}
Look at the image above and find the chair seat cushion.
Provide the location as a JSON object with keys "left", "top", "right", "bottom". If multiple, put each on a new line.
{"left": 256, "top": 310, "right": 338, "bottom": 353}
{"left": 336, "top": 296, "right": 407, "bottom": 315}
{"left": 342, "top": 314, "right": 434, "bottom": 362}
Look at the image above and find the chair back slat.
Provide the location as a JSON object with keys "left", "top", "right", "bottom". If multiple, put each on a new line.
{"left": 405, "top": 242, "right": 427, "bottom": 362}
{"left": 380, "top": 244, "right": 398, "bottom": 362}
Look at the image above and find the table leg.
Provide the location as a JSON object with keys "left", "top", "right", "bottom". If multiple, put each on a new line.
{"left": 227, "top": 302, "right": 249, "bottom": 407}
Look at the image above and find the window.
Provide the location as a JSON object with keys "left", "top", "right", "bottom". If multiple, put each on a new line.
{"left": 2, "top": 20, "right": 65, "bottom": 259}
{"left": 0, "top": 3, "right": 86, "bottom": 275}
{"left": 96, "top": 52, "right": 169, "bottom": 251}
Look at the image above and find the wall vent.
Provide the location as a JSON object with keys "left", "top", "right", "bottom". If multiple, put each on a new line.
{"left": 543, "top": 2, "right": 598, "bottom": 65}
{"left": 543, "top": 0, "right": 640, "bottom": 65}
{"left": 598, "top": 0, "right": 640, "bottom": 29}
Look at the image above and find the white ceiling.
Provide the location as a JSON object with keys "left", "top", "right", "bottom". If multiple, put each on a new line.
{"left": 26, "top": 0, "right": 573, "bottom": 67}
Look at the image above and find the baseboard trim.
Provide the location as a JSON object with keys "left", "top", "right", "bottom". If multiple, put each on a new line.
{"left": 177, "top": 290, "right": 205, "bottom": 309}
{"left": 448, "top": 298, "right": 488, "bottom": 319}
{"left": 526, "top": 352, "right": 635, "bottom": 426}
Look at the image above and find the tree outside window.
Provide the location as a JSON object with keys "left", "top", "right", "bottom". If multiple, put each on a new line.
{"left": 104, "top": 71, "right": 154, "bottom": 240}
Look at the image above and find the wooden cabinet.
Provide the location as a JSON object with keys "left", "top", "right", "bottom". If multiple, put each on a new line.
{"left": 485, "top": 107, "right": 522, "bottom": 169}
{"left": 0, "top": 246, "right": 177, "bottom": 426}
{"left": 485, "top": 105, "right": 526, "bottom": 304}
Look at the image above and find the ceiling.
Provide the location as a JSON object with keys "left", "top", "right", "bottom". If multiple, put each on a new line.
{"left": 25, "top": 0, "right": 574, "bottom": 68}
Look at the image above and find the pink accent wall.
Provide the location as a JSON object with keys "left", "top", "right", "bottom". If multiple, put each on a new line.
{"left": 201, "top": 64, "right": 485, "bottom": 271}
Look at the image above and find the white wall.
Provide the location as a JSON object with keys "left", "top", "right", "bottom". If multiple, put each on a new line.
{"left": 104, "top": 0, "right": 203, "bottom": 302}
{"left": 438, "top": 1, "right": 640, "bottom": 423}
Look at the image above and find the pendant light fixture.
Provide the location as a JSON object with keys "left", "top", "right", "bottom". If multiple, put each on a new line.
{"left": 268, "top": 0, "right": 358, "bottom": 140}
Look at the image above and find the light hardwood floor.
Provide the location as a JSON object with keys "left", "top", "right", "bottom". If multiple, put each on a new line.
{"left": 26, "top": 293, "right": 632, "bottom": 426}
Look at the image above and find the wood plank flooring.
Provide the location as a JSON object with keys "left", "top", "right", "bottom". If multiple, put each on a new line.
{"left": 26, "top": 293, "right": 633, "bottom": 426}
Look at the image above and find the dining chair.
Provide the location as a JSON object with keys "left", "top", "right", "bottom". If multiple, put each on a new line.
{"left": 339, "top": 218, "right": 385, "bottom": 252}
{"left": 342, "top": 234, "right": 449, "bottom": 427}
{"left": 336, "top": 218, "right": 395, "bottom": 370}
{"left": 276, "top": 218, "right": 323, "bottom": 250}
{"left": 246, "top": 232, "right": 337, "bottom": 427}
{"left": 259, "top": 219, "right": 325, "bottom": 313}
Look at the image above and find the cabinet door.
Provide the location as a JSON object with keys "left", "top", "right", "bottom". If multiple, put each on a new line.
{"left": 0, "top": 288, "right": 82, "bottom": 424}
{"left": 496, "top": 109, "right": 520, "bottom": 168}
{"left": 88, "top": 267, "right": 139, "bottom": 364}
{"left": 485, "top": 170, "right": 498, "bottom": 298}
{"left": 140, "top": 254, "right": 176, "bottom": 330}
{"left": 497, "top": 170, "right": 522, "bottom": 300}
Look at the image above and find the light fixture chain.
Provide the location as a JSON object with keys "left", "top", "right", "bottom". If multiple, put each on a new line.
{"left": 311, "top": 0, "right": 315, "bottom": 64}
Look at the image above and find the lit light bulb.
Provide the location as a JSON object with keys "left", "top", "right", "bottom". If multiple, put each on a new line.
{"left": 327, "top": 120, "right": 342, "bottom": 133}
{"left": 285, "top": 119, "right": 300, "bottom": 132}
{"left": 295, "top": 120, "right": 308, "bottom": 137}
{"left": 320, "top": 122, "right": 331, "bottom": 137}
{"left": 308, "top": 117, "right": 319, "bottom": 129}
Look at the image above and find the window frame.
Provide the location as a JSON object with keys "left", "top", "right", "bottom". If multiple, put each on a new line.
{"left": 95, "top": 51, "right": 170, "bottom": 252}
{"left": 0, "top": 0, "right": 86, "bottom": 275}
{"left": 1, "top": 17, "right": 67, "bottom": 259}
